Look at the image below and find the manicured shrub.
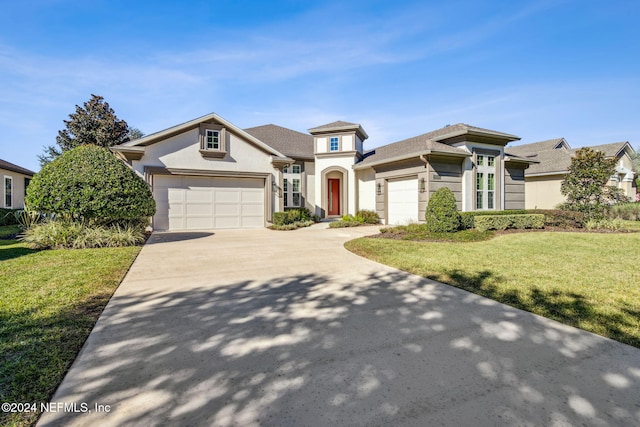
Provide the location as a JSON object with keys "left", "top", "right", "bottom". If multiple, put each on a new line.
{"left": 26, "top": 145, "right": 155, "bottom": 223}
{"left": 328, "top": 220, "right": 362, "bottom": 228}
{"left": 474, "top": 214, "right": 544, "bottom": 232}
{"left": 425, "top": 188, "right": 460, "bottom": 232}
{"left": 531, "top": 209, "right": 585, "bottom": 229}
{"left": 270, "top": 220, "right": 315, "bottom": 231}
{"left": 459, "top": 210, "right": 528, "bottom": 230}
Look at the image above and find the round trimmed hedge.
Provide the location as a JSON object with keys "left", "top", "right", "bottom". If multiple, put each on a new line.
{"left": 425, "top": 187, "right": 461, "bottom": 232}
{"left": 26, "top": 145, "right": 155, "bottom": 221}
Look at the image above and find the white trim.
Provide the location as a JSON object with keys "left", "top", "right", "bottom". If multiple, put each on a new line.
{"left": 4, "top": 175, "right": 13, "bottom": 208}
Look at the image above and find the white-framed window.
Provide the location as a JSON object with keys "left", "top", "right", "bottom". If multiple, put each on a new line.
{"left": 476, "top": 154, "right": 496, "bottom": 210}
{"left": 205, "top": 129, "right": 220, "bottom": 150}
{"left": 330, "top": 137, "right": 339, "bottom": 152}
{"left": 283, "top": 165, "right": 302, "bottom": 207}
{"left": 4, "top": 176, "right": 13, "bottom": 208}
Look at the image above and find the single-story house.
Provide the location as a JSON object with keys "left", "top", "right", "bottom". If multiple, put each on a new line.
{"left": 0, "top": 158, "right": 34, "bottom": 210}
{"left": 112, "top": 113, "right": 537, "bottom": 231}
{"left": 507, "top": 139, "right": 637, "bottom": 209}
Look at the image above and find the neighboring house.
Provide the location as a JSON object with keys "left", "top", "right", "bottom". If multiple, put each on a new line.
{"left": 0, "top": 159, "right": 35, "bottom": 210}
{"left": 111, "top": 113, "right": 536, "bottom": 231}
{"left": 508, "top": 139, "right": 637, "bottom": 209}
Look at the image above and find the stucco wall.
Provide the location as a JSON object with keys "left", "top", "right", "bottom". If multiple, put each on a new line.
{"left": 1, "top": 169, "right": 30, "bottom": 209}
{"left": 314, "top": 154, "right": 358, "bottom": 216}
{"left": 525, "top": 175, "right": 566, "bottom": 209}
{"left": 356, "top": 167, "right": 376, "bottom": 212}
{"left": 132, "top": 128, "right": 276, "bottom": 176}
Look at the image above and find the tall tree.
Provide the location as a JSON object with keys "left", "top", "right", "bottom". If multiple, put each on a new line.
{"left": 39, "top": 94, "right": 130, "bottom": 165}
{"left": 128, "top": 127, "right": 145, "bottom": 141}
{"left": 631, "top": 147, "right": 640, "bottom": 190}
{"left": 560, "top": 147, "right": 621, "bottom": 219}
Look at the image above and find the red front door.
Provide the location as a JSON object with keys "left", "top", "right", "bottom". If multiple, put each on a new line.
{"left": 328, "top": 179, "right": 340, "bottom": 216}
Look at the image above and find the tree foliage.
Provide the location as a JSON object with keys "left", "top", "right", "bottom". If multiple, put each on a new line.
{"left": 39, "top": 94, "right": 130, "bottom": 165}
{"left": 425, "top": 187, "right": 461, "bottom": 232}
{"left": 560, "top": 147, "right": 620, "bottom": 219}
{"left": 27, "top": 145, "right": 155, "bottom": 222}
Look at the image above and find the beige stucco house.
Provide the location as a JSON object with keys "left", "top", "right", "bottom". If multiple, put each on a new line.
{"left": 0, "top": 159, "right": 34, "bottom": 210}
{"left": 112, "top": 113, "right": 536, "bottom": 231}
{"left": 508, "top": 139, "right": 637, "bottom": 209}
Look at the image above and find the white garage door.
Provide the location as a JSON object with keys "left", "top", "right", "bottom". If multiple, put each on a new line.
{"left": 387, "top": 177, "right": 419, "bottom": 225}
{"left": 153, "top": 175, "right": 265, "bottom": 231}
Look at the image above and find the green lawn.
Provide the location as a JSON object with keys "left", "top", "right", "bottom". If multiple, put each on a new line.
{"left": 346, "top": 231, "right": 640, "bottom": 348}
{"left": 0, "top": 240, "right": 141, "bottom": 427}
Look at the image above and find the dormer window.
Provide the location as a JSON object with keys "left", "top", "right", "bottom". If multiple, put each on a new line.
{"left": 199, "top": 123, "right": 227, "bottom": 158}
{"left": 330, "top": 137, "right": 339, "bottom": 152}
{"left": 205, "top": 129, "right": 220, "bottom": 150}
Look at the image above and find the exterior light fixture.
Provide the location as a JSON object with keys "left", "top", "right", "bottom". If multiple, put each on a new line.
{"left": 376, "top": 182, "right": 383, "bottom": 195}
{"left": 272, "top": 181, "right": 281, "bottom": 197}
{"left": 419, "top": 178, "right": 426, "bottom": 193}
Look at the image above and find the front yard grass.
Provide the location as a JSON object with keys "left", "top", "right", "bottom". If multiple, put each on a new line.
{"left": 0, "top": 240, "right": 141, "bottom": 427}
{"left": 0, "top": 225, "right": 21, "bottom": 239}
{"left": 346, "top": 231, "right": 640, "bottom": 348}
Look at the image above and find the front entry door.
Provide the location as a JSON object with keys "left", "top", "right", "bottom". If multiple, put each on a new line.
{"left": 328, "top": 178, "right": 340, "bottom": 216}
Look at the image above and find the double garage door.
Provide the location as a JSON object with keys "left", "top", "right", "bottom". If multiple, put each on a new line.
{"left": 387, "top": 177, "right": 419, "bottom": 225}
{"left": 153, "top": 175, "right": 265, "bottom": 231}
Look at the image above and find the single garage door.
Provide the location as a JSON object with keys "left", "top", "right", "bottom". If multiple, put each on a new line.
{"left": 387, "top": 177, "right": 418, "bottom": 225}
{"left": 153, "top": 175, "right": 265, "bottom": 231}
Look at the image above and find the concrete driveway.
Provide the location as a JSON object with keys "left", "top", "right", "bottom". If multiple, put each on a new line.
{"left": 40, "top": 225, "right": 640, "bottom": 426}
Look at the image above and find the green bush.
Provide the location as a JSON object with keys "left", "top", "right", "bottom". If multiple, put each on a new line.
{"left": 0, "top": 208, "right": 19, "bottom": 226}
{"left": 270, "top": 220, "right": 315, "bottom": 231}
{"left": 272, "top": 212, "right": 288, "bottom": 226}
{"left": 531, "top": 209, "right": 585, "bottom": 228}
{"left": 459, "top": 210, "right": 528, "bottom": 230}
{"left": 25, "top": 145, "right": 155, "bottom": 222}
{"left": 425, "top": 188, "right": 460, "bottom": 232}
{"left": 474, "top": 214, "right": 544, "bottom": 232}
{"left": 585, "top": 218, "right": 624, "bottom": 231}
{"left": 356, "top": 209, "right": 380, "bottom": 224}
{"left": 608, "top": 202, "right": 640, "bottom": 221}
{"left": 21, "top": 219, "right": 147, "bottom": 249}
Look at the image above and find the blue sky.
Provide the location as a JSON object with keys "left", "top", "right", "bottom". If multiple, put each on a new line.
{"left": 1, "top": 0, "right": 639, "bottom": 171}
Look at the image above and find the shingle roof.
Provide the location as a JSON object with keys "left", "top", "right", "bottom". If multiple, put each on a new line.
{"left": 0, "top": 159, "right": 35, "bottom": 176}
{"left": 508, "top": 138, "right": 567, "bottom": 156}
{"left": 516, "top": 140, "right": 634, "bottom": 175}
{"left": 244, "top": 124, "right": 314, "bottom": 159}
{"left": 581, "top": 141, "right": 629, "bottom": 158}
{"left": 356, "top": 123, "right": 518, "bottom": 167}
{"left": 523, "top": 149, "right": 573, "bottom": 175}
{"left": 308, "top": 120, "right": 359, "bottom": 131}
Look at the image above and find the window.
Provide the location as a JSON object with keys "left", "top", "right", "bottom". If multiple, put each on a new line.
{"left": 199, "top": 124, "right": 226, "bottom": 158}
{"left": 476, "top": 172, "right": 483, "bottom": 210}
{"left": 4, "top": 176, "right": 12, "bottom": 208}
{"left": 205, "top": 129, "right": 220, "bottom": 150}
{"left": 283, "top": 165, "right": 302, "bottom": 207}
{"left": 475, "top": 154, "right": 496, "bottom": 210}
{"left": 330, "top": 137, "right": 339, "bottom": 152}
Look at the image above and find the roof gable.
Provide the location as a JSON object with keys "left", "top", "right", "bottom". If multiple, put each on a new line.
{"left": 116, "top": 113, "right": 288, "bottom": 159}
{"left": 508, "top": 138, "right": 570, "bottom": 156}
{"left": 356, "top": 123, "right": 519, "bottom": 168}
{"left": 0, "top": 159, "right": 35, "bottom": 176}
{"left": 308, "top": 120, "right": 369, "bottom": 140}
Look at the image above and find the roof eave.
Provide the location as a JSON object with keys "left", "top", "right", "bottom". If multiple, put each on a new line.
{"left": 353, "top": 149, "right": 470, "bottom": 170}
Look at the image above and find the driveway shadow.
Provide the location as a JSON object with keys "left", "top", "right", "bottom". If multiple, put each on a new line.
{"left": 146, "top": 232, "right": 215, "bottom": 244}
{"left": 40, "top": 270, "right": 640, "bottom": 426}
